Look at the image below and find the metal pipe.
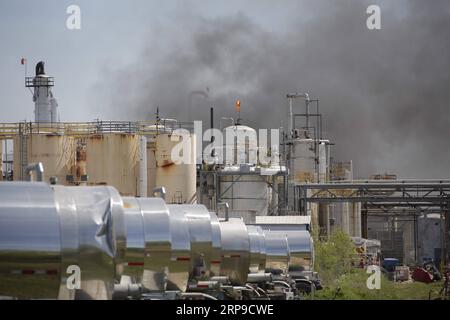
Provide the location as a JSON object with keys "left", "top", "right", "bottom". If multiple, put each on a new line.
{"left": 112, "top": 283, "right": 143, "bottom": 300}
{"left": 210, "top": 107, "right": 214, "bottom": 131}
{"left": 245, "top": 284, "right": 261, "bottom": 297}
{"left": 152, "top": 186, "right": 166, "bottom": 200}
{"left": 286, "top": 92, "right": 310, "bottom": 137}
{"left": 180, "top": 292, "right": 218, "bottom": 300}
{"left": 26, "top": 162, "right": 44, "bottom": 182}
{"left": 273, "top": 280, "right": 292, "bottom": 289}
{"left": 217, "top": 202, "right": 229, "bottom": 221}
{"left": 210, "top": 276, "right": 229, "bottom": 284}
{"left": 246, "top": 273, "right": 273, "bottom": 283}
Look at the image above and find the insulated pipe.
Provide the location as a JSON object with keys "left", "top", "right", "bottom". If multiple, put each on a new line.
{"left": 0, "top": 182, "right": 311, "bottom": 300}
{"left": 152, "top": 186, "right": 166, "bottom": 200}
{"left": 0, "top": 182, "right": 126, "bottom": 300}
{"left": 26, "top": 162, "right": 44, "bottom": 182}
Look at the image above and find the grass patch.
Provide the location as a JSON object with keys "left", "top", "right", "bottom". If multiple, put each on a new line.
{"left": 314, "top": 269, "right": 444, "bottom": 300}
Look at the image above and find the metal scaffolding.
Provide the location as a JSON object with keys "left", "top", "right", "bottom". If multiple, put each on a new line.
{"left": 198, "top": 169, "right": 288, "bottom": 216}
{"left": 295, "top": 180, "right": 450, "bottom": 264}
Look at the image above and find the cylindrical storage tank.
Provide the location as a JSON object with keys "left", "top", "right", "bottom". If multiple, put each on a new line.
{"left": 223, "top": 125, "right": 258, "bottom": 166}
{"left": 170, "top": 204, "right": 214, "bottom": 280}
{"left": 247, "top": 226, "right": 267, "bottom": 274}
{"left": 219, "top": 218, "right": 250, "bottom": 285}
{"left": 146, "top": 138, "right": 157, "bottom": 197}
{"left": 155, "top": 133, "right": 197, "bottom": 204}
{"left": 75, "top": 145, "right": 87, "bottom": 185}
{"left": 13, "top": 134, "right": 76, "bottom": 184}
{"left": 290, "top": 139, "right": 316, "bottom": 183}
{"left": 137, "top": 198, "right": 172, "bottom": 291}
{"left": 219, "top": 166, "right": 272, "bottom": 216}
{"left": 263, "top": 231, "right": 290, "bottom": 274}
{"left": 284, "top": 231, "right": 314, "bottom": 272}
{"left": 352, "top": 202, "right": 362, "bottom": 238}
{"left": 86, "top": 133, "right": 139, "bottom": 196}
{"left": 33, "top": 75, "right": 53, "bottom": 123}
{"left": 0, "top": 182, "right": 61, "bottom": 299}
{"left": 165, "top": 206, "right": 192, "bottom": 292}
{"left": 329, "top": 202, "right": 351, "bottom": 235}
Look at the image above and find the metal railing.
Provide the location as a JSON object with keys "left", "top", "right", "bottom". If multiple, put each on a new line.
{"left": 0, "top": 120, "right": 195, "bottom": 139}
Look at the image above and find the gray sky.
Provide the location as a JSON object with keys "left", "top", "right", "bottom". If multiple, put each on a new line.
{"left": 1, "top": 0, "right": 450, "bottom": 179}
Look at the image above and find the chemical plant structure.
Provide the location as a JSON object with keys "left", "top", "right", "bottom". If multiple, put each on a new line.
{"left": 0, "top": 62, "right": 449, "bottom": 300}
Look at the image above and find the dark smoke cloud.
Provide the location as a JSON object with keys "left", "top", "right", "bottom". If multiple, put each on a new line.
{"left": 97, "top": 0, "right": 450, "bottom": 179}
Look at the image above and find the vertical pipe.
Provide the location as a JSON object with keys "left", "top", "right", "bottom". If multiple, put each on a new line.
{"left": 444, "top": 205, "right": 449, "bottom": 266}
{"left": 218, "top": 202, "right": 229, "bottom": 221}
{"left": 362, "top": 203, "right": 368, "bottom": 238}
{"left": 5, "top": 139, "right": 7, "bottom": 177}
{"left": 26, "top": 162, "right": 44, "bottom": 182}
{"left": 305, "top": 100, "right": 309, "bottom": 131}
{"left": 326, "top": 204, "right": 330, "bottom": 240}
{"left": 288, "top": 97, "right": 293, "bottom": 137}
{"left": 210, "top": 107, "right": 214, "bottom": 131}
{"left": 414, "top": 213, "right": 418, "bottom": 264}
{"left": 139, "top": 136, "right": 147, "bottom": 197}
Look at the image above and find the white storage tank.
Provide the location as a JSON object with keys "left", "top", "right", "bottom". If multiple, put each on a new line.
{"left": 218, "top": 124, "right": 282, "bottom": 217}
{"left": 219, "top": 165, "right": 274, "bottom": 217}
{"left": 223, "top": 125, "right": 258, "bottom": 165}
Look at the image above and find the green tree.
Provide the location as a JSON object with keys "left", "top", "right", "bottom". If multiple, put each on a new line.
{"left": 314, "top": 230, "right": 357, "bottom": 286}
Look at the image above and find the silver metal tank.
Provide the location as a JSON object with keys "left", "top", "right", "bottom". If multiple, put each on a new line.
{"left": 169, "top": 205, "right": 214, "bottom": 280}
{"left": 54, "top": 185, "right": 126, "bottom": 300}
{"left": 165, "top": 206, "right": 191, "bottom": 292}
{"left": 0, "top": 182, "right": 126, "bottom": 300}
{"left": 169, "top": 204, "right": 214, "bottom": 281}
{"left": 247, "top": 226, "right": 267, "bottom": 274}
{"left": 121, "top": 198, "right": 145, "bottom": 283}
{"left": 263, "top": 231, "right": 290, "bottom": 274}
{"left": 284, "top": 231, "right": 314, "bottom": 272}
{"left": 219, "top": 218, "right": 250, "bottom": 285}
{"left": 0, "top": 182, "right": 61, "bottom": 299}
{"left": 209, "top": 212, "right": 222, "bottom": 277}
{"left": 138, "top": 198, "right": 172, "bottom": 291}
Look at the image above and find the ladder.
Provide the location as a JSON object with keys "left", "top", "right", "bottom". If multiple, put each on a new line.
{"left": 18, "top": 123, "right": 29, "bottom": 180}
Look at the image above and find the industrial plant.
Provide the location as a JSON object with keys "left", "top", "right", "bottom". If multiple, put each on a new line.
{"left": 0, "top": 60, "right": 448, "bottom": 300}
